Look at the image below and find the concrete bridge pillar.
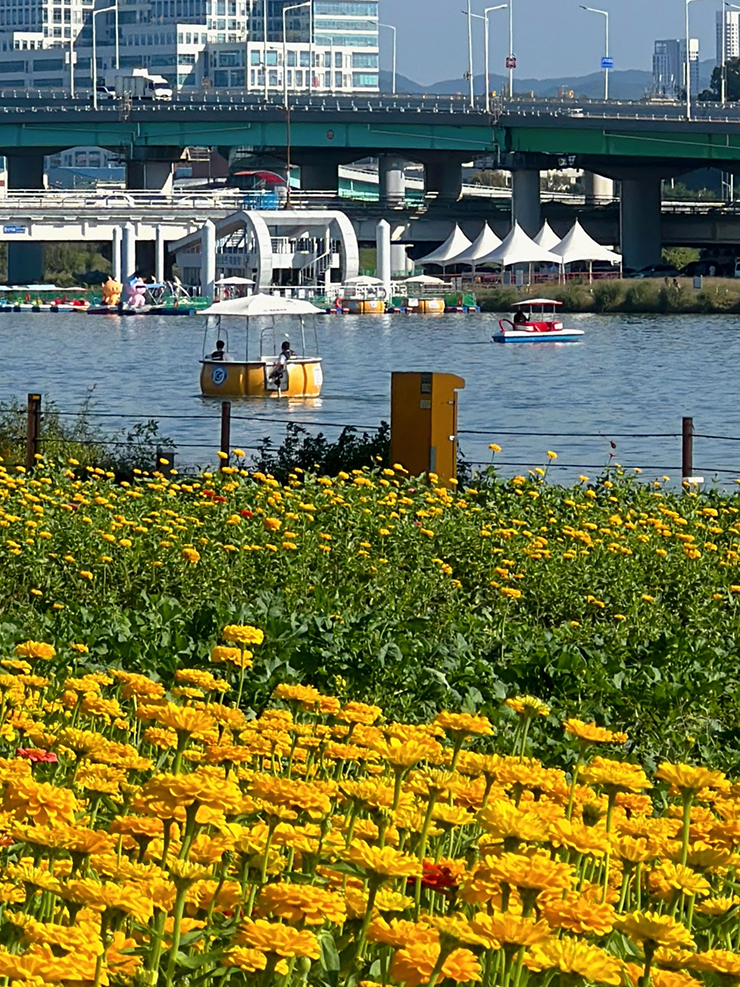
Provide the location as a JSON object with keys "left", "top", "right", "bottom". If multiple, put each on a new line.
{"left": 511, "top": 169, "right": 541, "bottom": 236}
{"left": 620, "top": 173, "right": 663, "bottom": 271}
{"left": 201, "top": 219, "right": 216, "bottom": 300}
{"left": 156, "top": 227, "right": 165, "bottom": 284}
{"left": 379, "top": 155, "right": 406, "bottom": 205}
{"left": 296, "top": 154, "right": 340, "bottom": 194}
{"left": 6, "top": 152, "right": 46, "bottom": 285}
{"left": 424, "top": 158, "right": 463, "bottom": 202}
{"left": 121, "top": 223, "right": 136, "bottom": 280}
{"left": 127, "top": 160, "right": 175, "bottom": 193}
{"left": 112, "top": 227, "right": 122, "bottom": 282}
{"left": 583, "top": 171, "right": 615, "bottom": 204}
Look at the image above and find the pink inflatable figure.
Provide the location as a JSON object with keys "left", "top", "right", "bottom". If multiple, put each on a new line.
{"left": 124, "top": 277, "right": 147, "bottom": 309}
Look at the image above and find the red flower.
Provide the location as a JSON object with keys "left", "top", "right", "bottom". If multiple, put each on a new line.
{"left": 407, "top": 862, "right": 459, "bottom": 895}
{"left": 240, "top": 509, "right": 253, "bottom": 519}
{"left": 203, "top": 489, "right": 216, "bottom": 498}
{"left": 16, "top": 748, "right": 58, "bottom": 764}
{"left": 214, "top": 495, "right": 226, "bottom": 504}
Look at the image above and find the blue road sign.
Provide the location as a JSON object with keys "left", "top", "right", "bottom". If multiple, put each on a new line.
{"left": 601, "top": 57, "right": 614, "bottom": 69}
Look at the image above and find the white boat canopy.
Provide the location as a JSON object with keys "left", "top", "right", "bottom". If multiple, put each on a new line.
{"left": 416, "top": 225, "right": 472, "bottom": 268}
{"left": 215, "top": 276, "right": 255, "bottom": 285}
{"left": 449, "top": 223, "right": 502, "bottom": 267}
{"left": 478, "top": 223, "right": 561, "bottom": 267}
{"left": 550, "top": 220, "right": 622, "bottom": 266}
{"left": 403, "top": 274, "right": 446, "bottom": 284}
{"left": 344, "top": 275, "right": 384, "bottom": 285}
{"left": 533, "top": 222, "right": 562, "bottom": 251}
{"left": 202, "top": 293, "right": 323, "bottom": 316}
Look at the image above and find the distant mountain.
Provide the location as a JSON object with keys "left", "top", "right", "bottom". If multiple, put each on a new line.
{"left": 379, "top": 59, "right": 714, "bottom": 102}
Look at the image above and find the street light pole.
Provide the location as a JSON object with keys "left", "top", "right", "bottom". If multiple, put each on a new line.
{"left": 379, "top": 23, "right": 396, "bottom": 94}
{"left": 508, "top": 0, "right": 514, "bottom": 97}
{"left": 466, "top": 0, "right": 475, "bottom": 107}
{"left": 469, "top": 6, "right": 507, "bottom": 113}
{"left": 283, "top": 1, "right": 310, "bottom": 105}
{"left": 92, "top": 4, "right": 116, "bottom": 110}
{"left": 580, "top": 6, "right": 609, "bottom": 100}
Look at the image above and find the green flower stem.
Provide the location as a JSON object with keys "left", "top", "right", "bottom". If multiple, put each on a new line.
{"left": 680, "top": 791, "right": 694, "bottom": 867}
{"left": 413, "top": 790, "right": 440, "bottom": 916}
{"left": 164, "top": 884, "right": 189, "bottom": 987}
{"left": 353, "top": 877, "right": 381, "bottom": 966}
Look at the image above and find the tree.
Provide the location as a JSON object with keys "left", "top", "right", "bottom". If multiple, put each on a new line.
{"left": 699, "top": 57, "right": 740, "bottom": 101}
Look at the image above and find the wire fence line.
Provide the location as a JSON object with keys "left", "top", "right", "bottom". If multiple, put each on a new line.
{"left": 8, "top": 396, "right": 740, "bottom": 480}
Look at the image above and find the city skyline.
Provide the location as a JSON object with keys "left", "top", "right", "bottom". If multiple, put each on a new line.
{"left": 382, "top": 0, "right": 727, "bottom": 85}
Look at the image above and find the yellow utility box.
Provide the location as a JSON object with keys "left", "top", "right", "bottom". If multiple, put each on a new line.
{"left": 390, "top": 372, "right": 465, "bottom": 484}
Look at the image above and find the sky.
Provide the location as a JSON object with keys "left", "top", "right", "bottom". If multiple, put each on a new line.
{"left": 379, "top": 0, "right": 722, "bottom": 84}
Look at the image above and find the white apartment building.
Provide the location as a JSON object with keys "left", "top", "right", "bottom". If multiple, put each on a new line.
{"left": 717, "top": 9, "right": 740, "bottom": 64}
{"left": 0, "top": 0, "right": 378, "bottom": 92}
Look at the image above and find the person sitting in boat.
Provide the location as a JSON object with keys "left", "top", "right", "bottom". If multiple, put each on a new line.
{"left": 513, "top": 309, "right": 528, "bottom": 324}
{"left": 210, "top": 339, "right": 233, "bottom": 361}
{"left": 269, "top": 341, "right": 296, "bottom": 383}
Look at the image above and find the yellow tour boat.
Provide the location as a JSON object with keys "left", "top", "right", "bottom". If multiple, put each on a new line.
{"left": 199, "top": 293, "right": 324, "bottom": 399}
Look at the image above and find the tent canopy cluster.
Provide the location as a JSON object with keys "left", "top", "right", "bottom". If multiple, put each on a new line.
{"left": 416, "top": 220, "right": 622, "bottom": 273}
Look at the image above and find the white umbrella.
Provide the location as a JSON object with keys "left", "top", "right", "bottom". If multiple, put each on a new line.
{"left": 449, "top": 223, "right": 502, "bottom": 273}
{"left": 416, "top": 225, "right": 472, "bottom": 271}
{"left": 403, "top": 274, "right": 446, "bottom": 284}
{"left": 215, "top": 276, "right": 255, "bottom": 285}
{"left": 534, "top": 222, "right": 561, "bottom": 252}
{"left": 202, "top": 293, "right": 323, "bottom": 316}
{"left": 478, "top": 223, "right": 561, "bottom": 267}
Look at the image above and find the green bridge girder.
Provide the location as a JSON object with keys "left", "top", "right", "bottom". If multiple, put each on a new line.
{"left": 495, "top": 123, "right": 740, "bottom": 164}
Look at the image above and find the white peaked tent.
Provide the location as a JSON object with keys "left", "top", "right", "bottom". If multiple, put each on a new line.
{"left": 478, "top": 223, "right": 561, "bottom": 267}
{"left": 534, "top": 221, "right": 561, "bottom": 252}
{"left": 550, "top": 220, "right": 622, "bottom": 280}
{"left": 449, "top": 223, "right": 502, "bottom": 272}
{"left": 416, "top": 224, "right": 472, "bottom": 270}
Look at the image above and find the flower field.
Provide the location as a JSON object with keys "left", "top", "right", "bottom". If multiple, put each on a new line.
{"left": 4, "top": 643, "right": 740, "bottom": 987}
{"left": 3, "top": 456, "right": 740, "bottom": 764}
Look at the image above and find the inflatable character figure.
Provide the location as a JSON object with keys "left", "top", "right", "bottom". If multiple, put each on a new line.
{"left": 102, "top": 277, "right": 122, "bottom": 306}
{"left": 124, "top": 276, "right": 147, "bottom": 309}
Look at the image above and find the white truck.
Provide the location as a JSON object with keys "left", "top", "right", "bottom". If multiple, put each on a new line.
{"left": 97, "top": 69, "right": 173, "bottom": 101}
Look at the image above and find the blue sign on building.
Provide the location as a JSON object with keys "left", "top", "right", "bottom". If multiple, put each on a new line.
{"left": 601, "top": 57, "right": 614, "bottom": 69}
{"left": 3, "top": 225, "right": 26, "bottom": 234}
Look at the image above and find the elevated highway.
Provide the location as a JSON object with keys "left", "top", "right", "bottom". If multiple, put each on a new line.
{"left": 2, "top": 92, "right": 740, "bottom": 273}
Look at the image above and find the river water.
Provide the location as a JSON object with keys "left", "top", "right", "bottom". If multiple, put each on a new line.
{"left": 2, "top": 309, "right": 740, "bottom": 483}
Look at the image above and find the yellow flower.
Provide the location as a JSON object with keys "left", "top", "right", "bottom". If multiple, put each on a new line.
{"left": 547, "top": 450, "right": 557, "bottom": 460}
{"left": 391, "top": 943, "right": 481, "bottom": 987}
{"left": 14, "top": 641, "right": 56, "bottom": 661}
{"left": 222, "top": 624, "right": 265, "bottom": 646}
{"left": 344, "top": 840, "right": 422, "bottom": 879}
{"left": 563, "top": 719, "right": 627, "bottom": 744}
{"left": 615, "top": 911, "right": 695, "bottom": 949}
{"left": 79, "top": 570, "right": 93, "bottom": 580}
{"left": 471, "top": 911, "right": 551, "bottom": 948}
{"left": 505, "top": 695, "right": 550, "bottom": 718}
{"left": 236, "top": 918, "right": 320, "bottom": 959}
{"left": 525, "top": 939, "right": 621, "bottom": 984}
{"left": 580, "top": 757, "right": 652, "bottom": 792}
{"left": 70, "top": 643, "right": 90, "bottom": 654}
{"left": 489, "top": 443, "right": 501, "bottom": 453}
{"left": 256, "top": 884, "right": 346, "bottom": 925}
{"left": 433, "top": 711, "right": 493, "bottom": 737}
{"left": 655, "top": 762, "right": 728, "bottom": 794}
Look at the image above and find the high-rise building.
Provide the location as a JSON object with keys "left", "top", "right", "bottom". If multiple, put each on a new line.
{"left": 0, "top": 0, "right": 379, "bottom": 93}
{"left": 652, "top": 37, "right": 699, "bottom": 96}
{"left": 717, "top": 9, "right": 740, "bottom": 65}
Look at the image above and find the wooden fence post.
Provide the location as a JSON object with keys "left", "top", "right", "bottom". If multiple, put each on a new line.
{"left": 26, "top": 393, "right": 41, "bottom": 472}
{"left": 682, "top": 417, "right": 693, "bottom": 482}
{"left": 220, "top": 401, "right": 231, "bottom": 470}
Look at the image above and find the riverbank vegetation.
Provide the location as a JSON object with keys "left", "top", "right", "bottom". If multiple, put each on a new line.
{"left": 5, "top": 457, "right": 740, "bottom": 769}
{"left": 477, "top": 278, "right": 740, "bottom": 315}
